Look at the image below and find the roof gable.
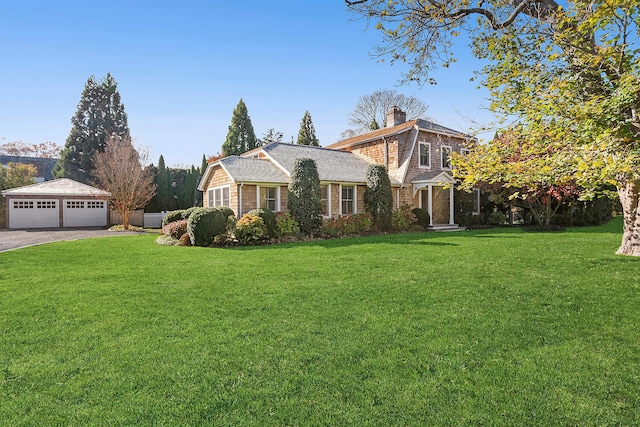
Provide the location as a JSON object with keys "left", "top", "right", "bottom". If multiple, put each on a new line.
{"left": 328, "top": 119, "right": 473, "bottom": 150}
{"left": 1, "top": 178, "right": 110, "bottom": 197}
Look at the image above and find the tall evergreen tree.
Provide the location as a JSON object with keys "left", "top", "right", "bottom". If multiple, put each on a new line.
{"left": 296, "top": 111, "right": 319, "bottom": 146}
{"left": 287, "top": 158, "right": 322, "bottom": 235}
{"left": 221, "top": 99, "right": 258, "bottom": 156}
{"left": 54, "top": 73, "right": 129, "bottom": 184}
{"left": 364, "top": 165, "right": 393, "bottom": 231}
{"left": 195, "top": 153, "right": 207, "bottom": 206}
{"left": 155, "top": 155, "right": 172, "bottom": 211}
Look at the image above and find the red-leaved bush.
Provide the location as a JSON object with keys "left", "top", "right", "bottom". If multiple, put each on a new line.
{"left": 163, "top": 219, "right": 188, "bottom": 239}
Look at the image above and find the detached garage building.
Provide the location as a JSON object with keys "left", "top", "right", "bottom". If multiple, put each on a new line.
{"left": 2, "top": 178, "right": 110, "bottom": 229}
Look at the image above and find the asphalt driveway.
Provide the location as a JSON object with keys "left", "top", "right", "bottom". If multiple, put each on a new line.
{"left": 0, "top": 228, "right": 141, "bottom": 252}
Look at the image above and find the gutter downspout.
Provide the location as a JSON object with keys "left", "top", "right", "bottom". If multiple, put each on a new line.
{"left": 383, "top": 137, "right": 389, "bottom": 170}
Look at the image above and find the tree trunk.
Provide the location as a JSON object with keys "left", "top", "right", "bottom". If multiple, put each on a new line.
{"left": 122, "top": 210, "right": 130, "bottom": 231}
{"left": 617, "top": 180, "right": 640, "bottom": 256}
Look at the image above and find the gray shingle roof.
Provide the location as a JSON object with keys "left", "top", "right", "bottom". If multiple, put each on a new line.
{"left": 1, "top": 178, "right": 111, "bottom": 197}
{"left": 219, "top": 156, "right": 289, "bottom": 183}
{"left": 262, "top": 143, "right": 397, "bottom": 184}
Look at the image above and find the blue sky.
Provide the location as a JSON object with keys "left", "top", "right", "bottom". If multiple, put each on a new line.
{"left": 0, "top": 1, "right": 495, "bottom": 167}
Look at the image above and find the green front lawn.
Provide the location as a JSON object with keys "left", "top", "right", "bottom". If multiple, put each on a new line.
{"left": 1, "top": 218, "right": 639, "bottom": 425}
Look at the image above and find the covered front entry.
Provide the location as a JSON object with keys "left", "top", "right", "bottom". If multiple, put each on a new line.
{"left": 413, "top": 172, "right": 456, "bottom": 226}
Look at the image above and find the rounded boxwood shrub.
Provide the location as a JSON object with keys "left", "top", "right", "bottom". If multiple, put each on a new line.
{"left": 247, "top": 208, "right": 277, "bottom": 238}
{"left": 187, "top": 208, "right": 227, "bottom": 247}
{"left": 412, "top": 208, "right": 430, "bottom": 230}
{"left": 162, "top": 209, "right": 186, "bottom": 227}
{"left": 234, "top": 213, "right": 268, "bottom": 244}
{"left": 181, "top": 206, "right": 200, "bottom": 220}
{"left": 219, "top": 206, "right": 235, "bottom": 220}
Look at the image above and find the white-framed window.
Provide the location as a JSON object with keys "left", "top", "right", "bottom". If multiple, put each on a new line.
{"left": 208, "top": 186, "right": 230, "bottom": 208}
{"left": 260, "top": 186, "right": 279, "bottom": 211}
{"left": 86, "top": 201, "right": 105, "bottom": 209}
{"left": 441, "top": 145, "right": 452, "bottom": 169}
{"left": 340, "top": 185, "right": 356, "bottom": 215}
{"left": 472, "top": 189, "right": 481, "bottom": 215}
{"left": 419, "top": 141, "right": 431, "bottom": 168}
{"left": 320, "top": 185, "right": 329, "bottom": 216}
{"left": 461, "top": 147, "right": 471, "bottom": 156}
{"left": 37, "top": 201, "right": 56, "bottom": 209}
{"left": 67, "top": 201, "right": 85, "bottom": 209}
{"left": 13, "top": 201, "right": 34, "bottom": 209}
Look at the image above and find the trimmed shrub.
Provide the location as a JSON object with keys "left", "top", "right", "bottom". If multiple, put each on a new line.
{"left": 163, "top": 218, "right": 188, "bottom": 239}
{"left": 187, "top": 207, "right": 226, "bottom": 247}
{"left": 275, "top": 211, "right": 300, "bottom": 237}
{"left": 364, "top": 164, "right": 393, "bottom": 230}
{"left": 391, "top": 204, "right": 417, "bottom": 231}
{"left": 219, "top": 206, "right": 235, "bottom": 220}
{"left": 162, "top": 209, "right": 186, "bottom": 227}
{"left": 487, "top": 210, "right": 507, "bottom": 225}
{"left": 182, "top": 207, "right": 199, "bottom": 220}
{"left": 288, "top": 158, "right": 322, "bottom": 235}
{"left": 412, "top": 208, "right": 430, "bottom": 230}
{"left": 321, "top": 213, "right": 373, "bottom": 237}
{"left": 247, "top": 208, "right": 277, "bottom": 238}
{"left": 234, "top": 213, "right": 268, "bottom": 244}
{"left": 177, "top": 233, "right": 192, "bottom": 246}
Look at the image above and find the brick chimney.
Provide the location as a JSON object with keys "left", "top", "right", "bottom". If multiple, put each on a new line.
{"left": 386, "top": 106, "right": 406, "bottom": 128}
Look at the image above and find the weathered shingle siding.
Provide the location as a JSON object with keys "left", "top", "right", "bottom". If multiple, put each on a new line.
{"left": 202, "top": 166, "right": 235, "bottom": 208}
{"left": 403, "top": 131, "right": 468, "bottom": 185}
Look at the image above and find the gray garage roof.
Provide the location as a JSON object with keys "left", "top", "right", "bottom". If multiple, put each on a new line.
{"left": 2, "top": 178, "right": 111, "bottom": 197}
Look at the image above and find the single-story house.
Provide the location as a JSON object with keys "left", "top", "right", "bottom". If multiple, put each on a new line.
{"left": 2, "top": 178, "right": 111, "bottom": 229}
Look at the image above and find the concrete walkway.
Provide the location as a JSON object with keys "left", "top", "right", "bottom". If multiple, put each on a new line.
{"left": 0, "top": 228, "right": 141, "bottom": 252}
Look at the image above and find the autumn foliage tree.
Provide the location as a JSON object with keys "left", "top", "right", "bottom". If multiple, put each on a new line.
{"left": 453, "top": 130, "right": 580, "bottom": 227}
{"left": 347, "top": 0, "right": 640, "bottom": 256}
{"left": 0, "top": 163, "right": 37, "bottom": 227}
{"left": 92, "top": 134, "right": 156, "bottom": 229}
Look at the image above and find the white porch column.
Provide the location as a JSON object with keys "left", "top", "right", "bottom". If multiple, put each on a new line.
{"left": 238, "top": 184, "right": 243, "bottom": 216}
{"left": 427, "top": 185, "right": 433, "bottom": 226}
{"left": 449, "top": 185, "right": 455, "bottom": 225}
{"left": 256, "top": 185, "right": 260, "bottom": 210}
{"left": 327, "top": 183, "right": 332, "bottom": 216}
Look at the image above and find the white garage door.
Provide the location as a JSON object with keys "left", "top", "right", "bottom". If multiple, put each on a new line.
{"left": 9, "top": 199, "right": 59, "bottom": 229}
{"left": 63, "top": 200, "right": 108, "bottom": 227}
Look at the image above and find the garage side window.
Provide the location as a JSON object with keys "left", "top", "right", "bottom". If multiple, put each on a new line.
{"left": 13, "top": 201, "right": 34, "bottom": 209}
{"left": 37, "top": 201, "right": 56, "bottom": 209}
{"left": 67, "top": 201, "right": 85, "bottom": 209}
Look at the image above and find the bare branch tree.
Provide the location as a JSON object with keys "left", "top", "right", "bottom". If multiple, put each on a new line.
{"left": 92, "top": 134, "right": 156, "bottom": 229}
{"left": 0, "top": 141, "right": 62, "bottom": 158}
{"left": 343, "top": 89, "right": 430, "bottom": 137}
